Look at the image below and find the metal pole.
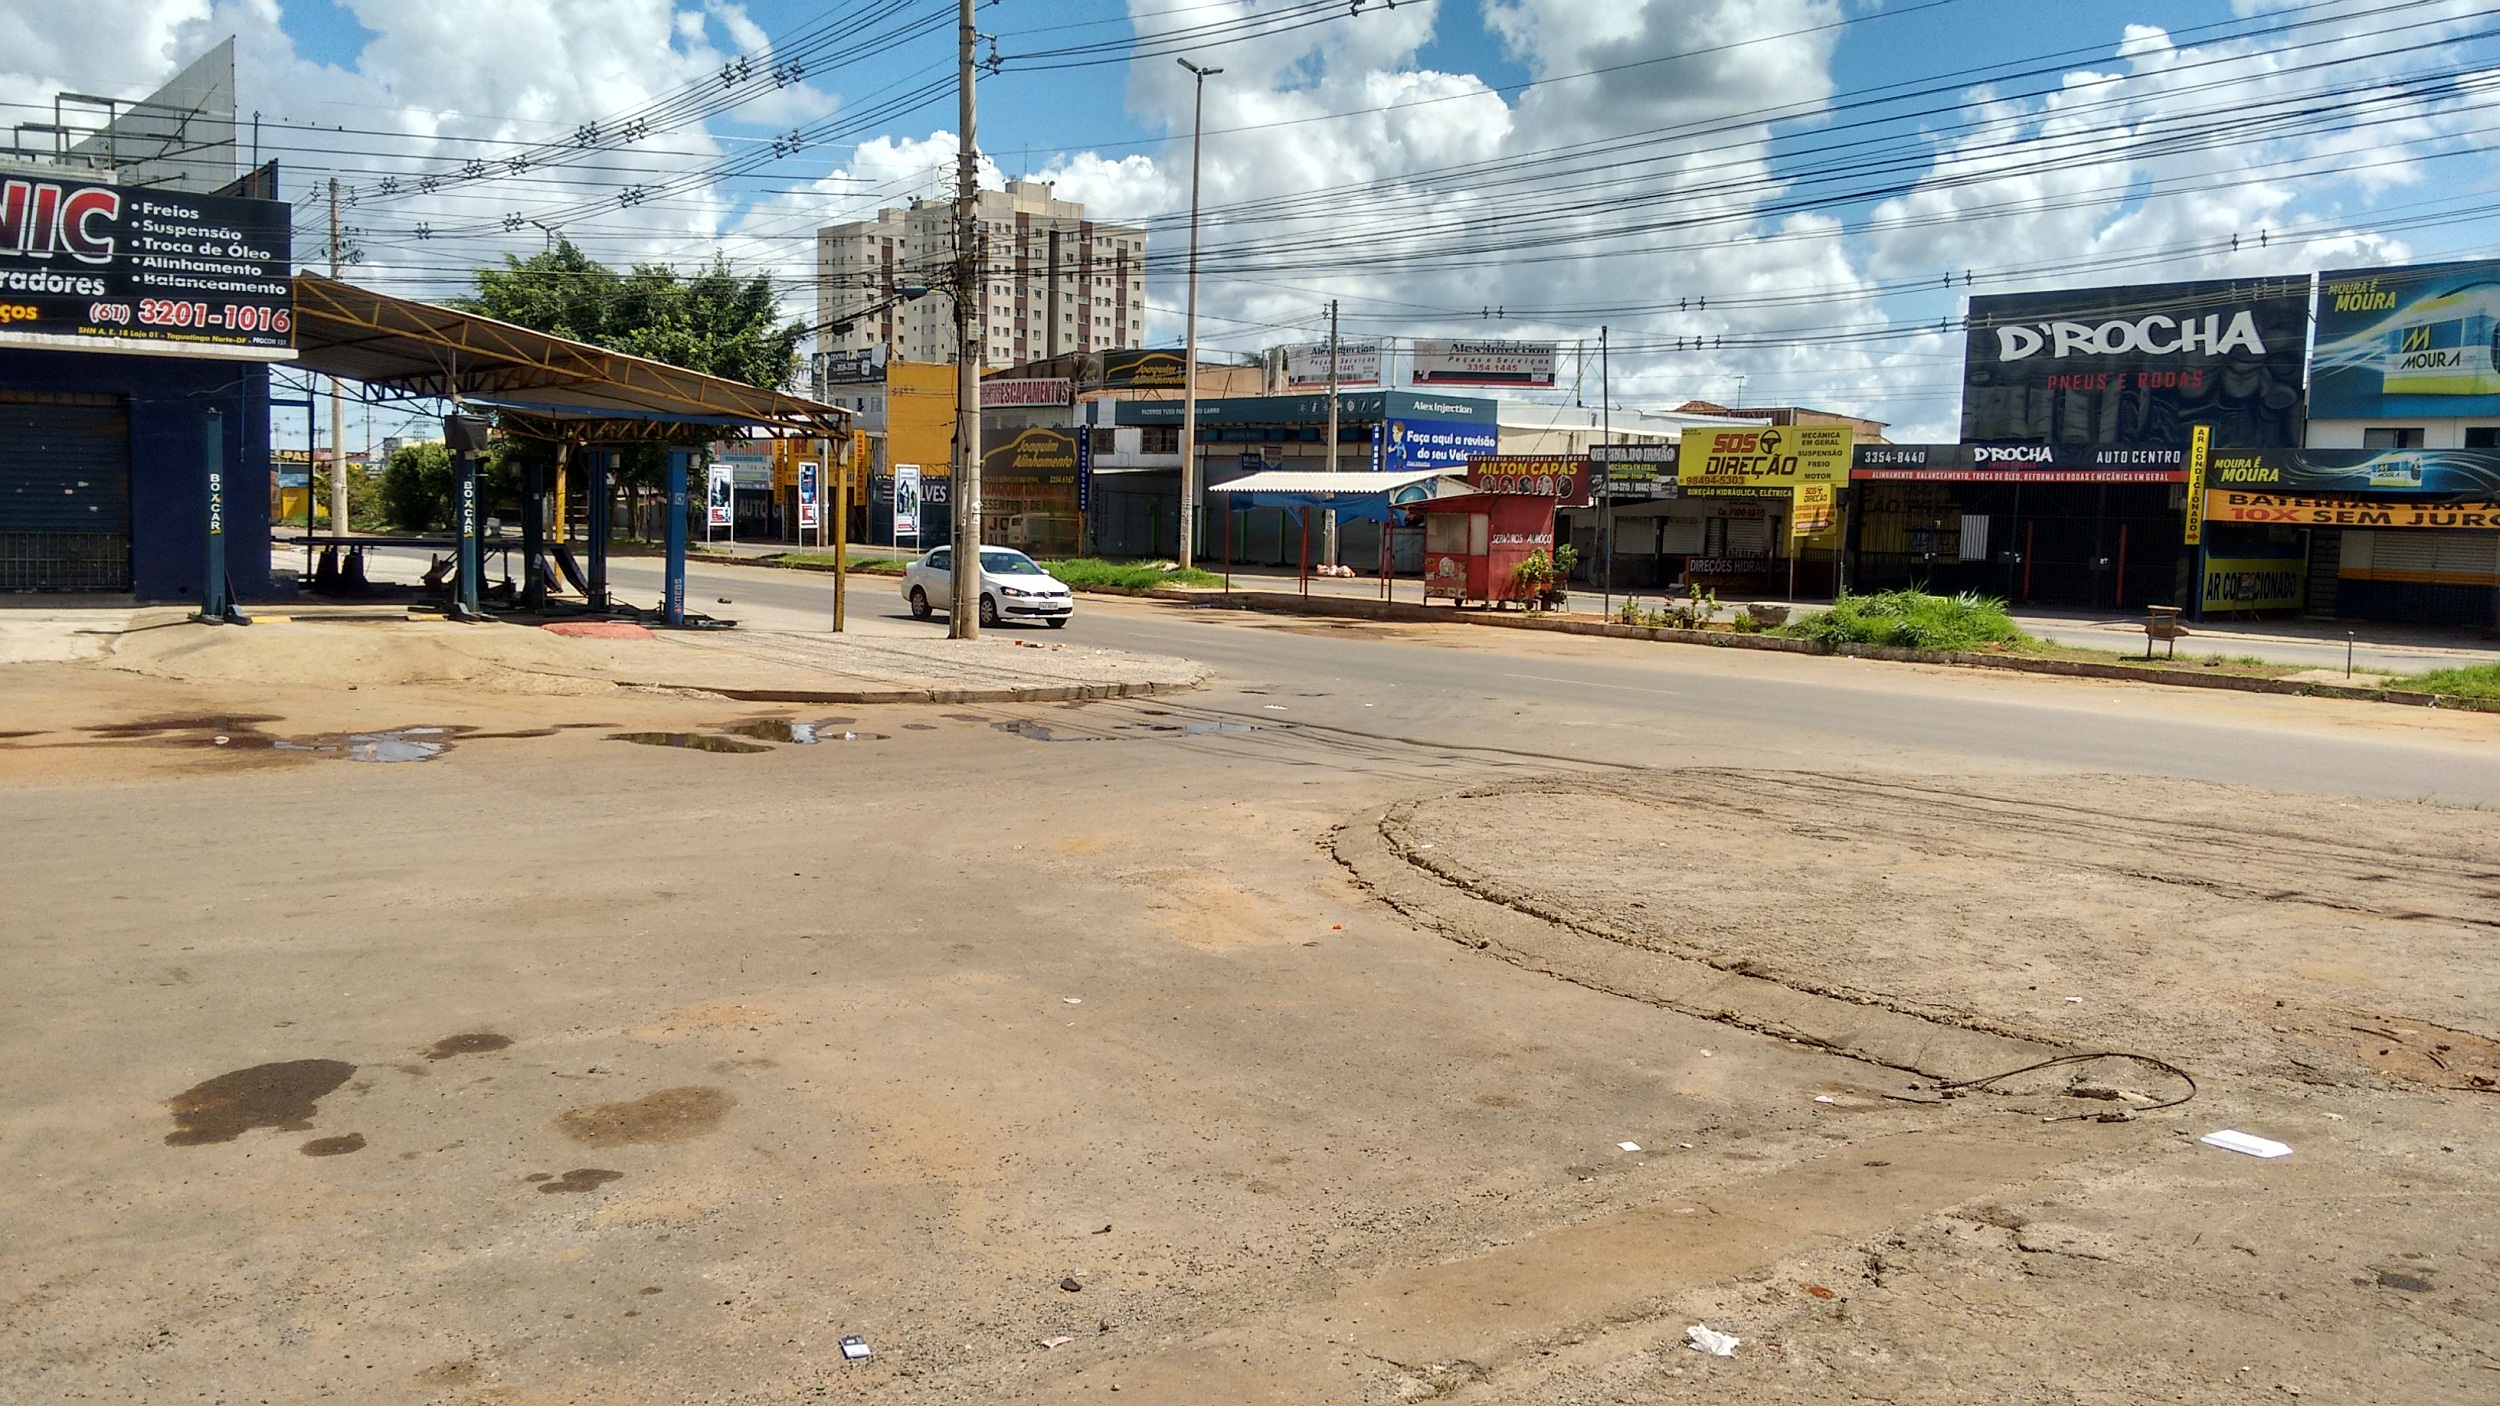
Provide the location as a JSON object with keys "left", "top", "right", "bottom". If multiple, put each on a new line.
{"left": 1177, "top": 58, "right": 1222, "bottom": 573}
{"left": 952, "top": 0, "right": 984, "bottom": 637}
{"left": 198, "top": 408, "right": 238, "bottom": 623}
{"left": 1324, "top": 297, "right": 1340, "bottom": 567}
{"left": 664, "top": 449, "right": 689, "bottom": 626}
{"left": 455, "top": 449, "right": 481, "bottom": 620}
{"left": 327, "top": 179, "right": 348, "bottom": 541}
{"left": 1599, "top": 325, "right": 1611, "bottom": 620}
{"left": 587, "top": 448, "right": 612, "bottom": 610}
{"left": 832, "top": 447, "right": 851, "bottom": 632}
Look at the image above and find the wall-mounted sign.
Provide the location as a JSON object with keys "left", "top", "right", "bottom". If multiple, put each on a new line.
{"left": 1282, "top": 340, "right": 1381, "bottom": 388}
{"left": 2200, "top": 554, "right": 2305, "bottom": 612}
{"left": 982, "top": 426, "right": 1080, "bottom": 477}
{"left": 1852, "top": 443, "right": 2185, "bottom": 482}
{"left": 2204, "top": 489, "right": 2500, "bottom": 529}
{"left": 980, "top": 377, "right": 1073, "bottom": 406}
{"left": 2311, "top": 260, "right": 2500, "bottom": 417}
{"left": 1098, "top": 348, "right": 1186, "bottom": 389}
{"left": 1464, "top": 455, "right": 1590, "bottom": 507}
{"left": 2202, "top": 446, "right": 2500, "bottom": 495}
{"left": 1678, "top": 425, "right": 1851, "bottom": 495}
{"left": 0, "top": 176, "right": 292, "bottom": 358}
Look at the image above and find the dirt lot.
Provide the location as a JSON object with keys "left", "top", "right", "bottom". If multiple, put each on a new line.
{"left": 1, "top": 616, "right": 2495, "bottom": 1404}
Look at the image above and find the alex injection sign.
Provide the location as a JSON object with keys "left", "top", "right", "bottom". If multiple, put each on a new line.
{"left": 0, "top": 175, "right": 293, "bottom": 357}
{"left": 1960, "top": 278, "right": 2307, "bottom": 447}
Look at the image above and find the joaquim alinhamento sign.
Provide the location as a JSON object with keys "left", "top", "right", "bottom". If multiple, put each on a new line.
{"left": 0, "top": 174, "right": 293, "bottom": 360}
{"left": 1960, "top": 277, "right": 2307, "bottom": 447}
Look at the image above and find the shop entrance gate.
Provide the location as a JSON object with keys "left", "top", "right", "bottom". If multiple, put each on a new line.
{"left": 0, "top": 392, "right": 131, "bottom": 591}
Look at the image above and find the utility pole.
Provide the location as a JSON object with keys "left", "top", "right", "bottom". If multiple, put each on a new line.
{"left": 1177, "top": 57, "right": 1221, "bottom": 571}
{"left": 950, "top": 0, "right": 982, "bottom": 638}
{"left": 1323, "top": 298, "right": 1340, "bottom": 566}
{"left": 328, "top": 178, "right": 347, "bottom": 540}
{"left": 1599, "top": 324, "right": 1611, "bottom": 622}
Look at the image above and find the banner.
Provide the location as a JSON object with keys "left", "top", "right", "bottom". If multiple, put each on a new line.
{"left": 1282, "top": 340, "right": 1381, "bottom": 388}
{"left": 1678, "top": 425, "right": 1851, "bottom": 495}
{"left": 982, "top": 426, "right": 1081, "bottom": 478}
{"left": 817, "top": 344, "right": 886, "bottom": 385}
{"left": 1961, "top": 278, "right": 2308, "bottom": 447}
{"left": 1464, "top": 455, "right": 1590, "bottom": 507}
{"left": 1375, "top": 416, "right": 1499, "bottom": 474}
{"left": 2184, "top": 424, "right": 2210, "bottom": 547}
{"left": 1411, "top": 339, "right": 1557, "bottom": 388}
{"left": 2204, "top": 489, "right": 2500, "bottom": 530}
{"left": 2204, "top": 446, "right": 2500, "bottom": 495}
{"left": 1852, "top": 443, "right": 2185, "bottom": 482}
{"left": 0, "top": 176, "right": 292, "bottom": 358}
{"left": 893, "top": 464, "right": 922, "bottom": 543}
{"left": 705, "top": 463, "right": 733, "bottom": 528}
{"left": 798, "top": 461, "right": 820, "bottom": 531}
{"left": 2312, "top": 260, "right": 2500, "bottom": 417}
{"left": 980, "top": 377, "right": 1072, "bottom": 406}
{"left": 1098, "top": 348, "right": 1185, "bottom": 389}
{"left": 1791, "top": 482, "right": 1837, "bottom": 540}
{"left": 2200, "top": 555, "right": 2305, "bottom": 612}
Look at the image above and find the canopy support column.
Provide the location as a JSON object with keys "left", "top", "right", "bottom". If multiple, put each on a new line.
{"left": 664, "top": 448, "right": 691, "bottom": 627}
{"left": 587, "top": 448, "right": 613, "bottom": 611}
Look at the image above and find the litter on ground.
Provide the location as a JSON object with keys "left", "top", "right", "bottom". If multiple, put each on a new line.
{"left": 2201, "top": 1130, "right": 2293, "bottom": 1159}
{"left": 1686, "top": 1324, "right": 1740, "bottom": 1357}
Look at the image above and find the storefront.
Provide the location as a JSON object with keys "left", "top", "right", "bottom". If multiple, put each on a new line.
{"left": 979, "top": 425, "right": 1086, "bottom": 558}
{"left": 1847, "top": 444, "right": 2190, "bottom": 608}
{"left": 0, "top": 173, "right": 289, "bottom": 599}
{"left": 2202, "top": 447, "right": 2500, "bottom": 628}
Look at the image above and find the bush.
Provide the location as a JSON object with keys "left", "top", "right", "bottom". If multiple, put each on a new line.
{"left": 1779, "top": 590, "right": 2027, "bottom": 652}
{"left": 378, "top": 442, "right": 455, "bottom": 531}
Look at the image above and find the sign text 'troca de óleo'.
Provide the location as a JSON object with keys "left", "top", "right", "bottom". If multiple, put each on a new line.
{"left": 0, "top": 176, "right": 292, "bottom": 358}
{"left": 1677, "top": 425, "right": 1852, "bottom": 495}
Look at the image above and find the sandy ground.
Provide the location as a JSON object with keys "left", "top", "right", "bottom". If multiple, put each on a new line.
{"left": 1, "top": 606, "right": 2495, "bottom": 1405}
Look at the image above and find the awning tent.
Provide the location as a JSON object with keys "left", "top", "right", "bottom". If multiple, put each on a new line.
{"left": 289, "top": 273, "right": 849, "bottom": 444}
{"left": 1208, "top": 468, "right": 1454, "bottom": 524}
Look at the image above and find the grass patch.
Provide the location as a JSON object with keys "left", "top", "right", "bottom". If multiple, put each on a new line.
{"left": 2396, "top": 663, "right": 2500, "bottom": 699}
{"left": 777, "top": 551, "right": 905, "bottom": 575}
{"left": 1776, "top": 590, "right": 2029, "bottom": 652}
{"left": 1038, "top": 558, "right": 1224, "bottom": 592}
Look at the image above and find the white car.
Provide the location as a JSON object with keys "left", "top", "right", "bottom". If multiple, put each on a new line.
{"left": 901, "top": 545, "right": 1074, "bottom": 628}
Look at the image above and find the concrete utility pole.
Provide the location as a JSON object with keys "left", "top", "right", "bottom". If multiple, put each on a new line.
{"left": 328, "top": 178, "right": 347, "bottom": 539}
{"left": 950, "top": 0, "right": 983, "bottom": 638}
{"left": 1323, "top": 298, "right": 1340, "bottom": 566}
{"left": 1177, "top": 57, "right": 1221, "bottom": 571}
{"left": 1599, "top": 324, "right": 1612, "bottom": 621}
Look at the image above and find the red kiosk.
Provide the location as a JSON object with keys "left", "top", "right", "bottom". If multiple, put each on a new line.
{"left": 1418, "top": 492, "right": 1557, "bottom": 607}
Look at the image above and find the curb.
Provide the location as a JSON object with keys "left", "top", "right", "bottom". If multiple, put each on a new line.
{"left": 617, "top": 677, "right": 1199, "bottom": 706}
{"left": 1133, "top": 587, "right": 2500, "bottom": 714}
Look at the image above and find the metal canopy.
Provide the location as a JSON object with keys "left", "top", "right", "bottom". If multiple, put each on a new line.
{"left": 289, "top": 273, "right": 848, "bottom": 443}
{"left": 1208, "top": 469, "right": 1451, "bottom": 496}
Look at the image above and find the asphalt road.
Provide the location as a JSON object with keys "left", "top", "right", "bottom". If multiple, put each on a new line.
{"left": 599, "top": 554, "right": 2500, "bottom": 805}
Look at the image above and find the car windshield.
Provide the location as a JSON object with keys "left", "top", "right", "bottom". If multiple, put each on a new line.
{"left": 980, "top": 550, "right": 1046, "bottom": 576}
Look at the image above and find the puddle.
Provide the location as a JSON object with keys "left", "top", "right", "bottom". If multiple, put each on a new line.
{"left": 726, "top": 718, "right": 820, "bottom": 744}
{"left": 300, "top": 1132, "right": 367, "bottom": 1157}
{"left": 425, "top": 1032, "right": 512, "bottom": 1061}
{"left": 537, "top": 1167, "right": 625, "bottom": 1194}
{"left": 86, "top": 714, "right": 282, "bottom": 738}
{"left": 165, "top": 1059, "right": 356, "bottom": 1145}
{"left": 83, "top": 717, "right": 455, "bottom": 762}
{"left": 993, "top": 718, "right": 1268, "bottom": 743}
{"left": 554, "top": 1086, "right": 737, "bottom": 1146}
{"left": 610, "top": 732, "right": 774, "bottom": 753}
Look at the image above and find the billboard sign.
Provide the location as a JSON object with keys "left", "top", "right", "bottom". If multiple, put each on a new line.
{"left": 1373, "top": 416, "right": 1499, "bottom": 475}
{"left": 1464, "top": 455, "right": 1591, "bottom": 507}
{"left": 2312, "top": 260, "right": 2500, "bottom": 417}
{"left": 1283, "top": 340, "right": 1381, "bottom": 388}
{"left": 1678, "top": 425, "right": 1851, "bottom": 495}
{"left": 0, "top": 176, "right": 292, "bottom": 358}
{"left": 1099, "top": 348, "right": 1186, "bottom": 389}
{"left": 1411, "top": 339, "right": 1557, "bottom": 388}
{"left": 893, "top": 464, "right": 922, "bottom": 543}
{"left": 798, "top": 461, "right": 820, "bottom": 531}
{"left": 1853, "top": 443, "right": 2185, "bottom": 482}
{"left": 818, "top": 344, "right": 887, "bottom": 385}
{"left": 705, "top": 463, "right": 733, "bottom": 528}
{"left": 2205, "top": 490, "right": 2500, "bottom": 529}
{"left": 980, "top": 377, "right": 1073, "bottom": 406}
{"left": 1961, "top": 278, "right": 2308, "bottom": 447}
{"left": 982, "top": 426, "right": 1080, "bottom": 478}
{"left": 2203, "top": 446, "right": 2500, "bottom": 495}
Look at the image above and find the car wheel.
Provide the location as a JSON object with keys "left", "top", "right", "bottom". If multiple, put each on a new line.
{"left": 908, "top": 586, "right": 931, "bottom": 619}
{"left": 979, "top": 594, "right": 1000, "bottom": 628}
{"left": 1045, "top": 616, "right": 1067, "bottom": 629}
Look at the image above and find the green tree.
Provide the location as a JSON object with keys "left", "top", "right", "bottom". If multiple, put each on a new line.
{"left": 378, "top": 441, "right": 455, "bottom": 531}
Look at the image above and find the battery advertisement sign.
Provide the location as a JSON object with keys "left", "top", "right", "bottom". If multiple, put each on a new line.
{"left": 0, "top": 176, "right": 292, "bottom": 358}
{"left": 1960, "top": 278, "right": 2307, "bottom": 447}
{"left": 2311, "top": 260, "right": 2500, "bottom": 417}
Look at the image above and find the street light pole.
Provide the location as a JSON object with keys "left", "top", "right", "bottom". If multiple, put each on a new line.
{"left": 1177, "top": 57, "right": 1221, "bottom": 572}
{"left": 951, "top": 0, "right": 983, "bottom": 638}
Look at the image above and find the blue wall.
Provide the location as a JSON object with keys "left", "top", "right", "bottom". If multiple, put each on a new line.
{"left": 0, "top": 349, "right": 271, "bottom": 601}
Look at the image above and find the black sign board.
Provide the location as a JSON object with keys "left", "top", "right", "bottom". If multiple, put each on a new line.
{"left": 1854, "top": 443, "right": 2186, "bottom": 482}
{"left": 1961, "top": 278, "right": 2307, "bottom": 447}
{"left": 0, "top": 175, "right": 292, "bottom": 357}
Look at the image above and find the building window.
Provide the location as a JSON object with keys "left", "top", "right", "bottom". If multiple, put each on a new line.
{"left": 1139, "top": 426, "right": 1179, "bottom": 454}
{"left": 1091, "top": 428, "right": 1116, "bottom": 454}
{"left": 2362, "top": 427, "right": 2425, "bottom": 449}
{"left": 2466, "top": 427, "right": 2500, "bottom": 449}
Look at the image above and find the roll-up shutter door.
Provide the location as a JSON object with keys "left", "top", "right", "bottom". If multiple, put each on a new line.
{"left": 0, "top": 392, "right": 130, "bottom": 591}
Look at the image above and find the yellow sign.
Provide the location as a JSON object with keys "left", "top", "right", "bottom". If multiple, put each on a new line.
{"left": 1679, "top": 425, "right": 1851, "bottom": 495}
{"left": 2201, "top": 556, "right": 2304, "bottom": 612}
{"left": 2183, "top": 424, "right": 2211, "bottom": 546}
{"left": 1790, "top": 481, "right": 1837, "bottom": 539}
{"left": 2204, "top": 489, "right": 2500, "bottom": 529}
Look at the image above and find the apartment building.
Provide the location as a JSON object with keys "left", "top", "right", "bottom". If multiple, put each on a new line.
{"left": 815, "top": 180, "right": 1147, "bottom": 373}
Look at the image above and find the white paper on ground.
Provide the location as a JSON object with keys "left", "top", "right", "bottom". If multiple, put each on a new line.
{"left": 1617, "top": 1141, "right": 1642, "bottom": 1152}
{"left": 2200, "top": 1130, "right": 2292, "bottom": 1159}
{"left": 1685, "top": 1324, "right": 1740, "bottom": 1357}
